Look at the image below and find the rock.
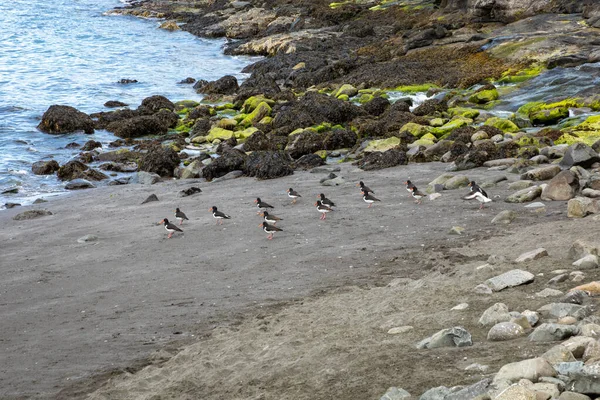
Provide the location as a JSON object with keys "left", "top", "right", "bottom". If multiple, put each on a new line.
{"left": 580, "top": 323, "right": 600, "bottom": 338}
{"left": 417, "top": 326, "right": 472, "bottom": 349}
{"left": 509, "top": 180, "right": 535, "bottom": 190}
{"left": 479, "top": 303, "right": 511, "bottom": 326}
{"left": 65, "top": 179, "right": 95, "bottom": 190}
{"left": 521, "top": 310, "right": 540, "bottom": 327}
{"left": 77, "top": 234, "right": 98, "bottom": 243}
{"left": 56, "top": 160, "right": 88, "bottom": 181}
{"left": 37, "top": 105, "right": 94, "bottom": 134}
{"left": 573, "top": 255, "right": 599, "bottom": 270}
{"left": 487, "top": 322, "right": 525, "bottom": 341}
{"left": 515, "top": 248, "right": 548, "bottom": 263}
{"left": 572, "top": 281, "right": 600, "bottom": 296}
{"left": 536, "top": 288, "right": 564, "bottom": 298}
{"left": 356, "top": 149, "right": 407, "bottom": 171}
{"left": 196, "top": 75, "right": 238, "bottom": 95}
{"left": 569, "top": 240, "right": 600, "bottom": 261}
{"left": 449, "top": 226, "right": 465, "bottom": 235}
{"left": 531, "top": 382, "right": 560, "bottom": 399}
{"left": 387, "top": 326, "right": 414, "bottom": 335}
{"left": 323, "top": 128, "right": 357, "bottom": 150}
{"left": 81, "top": 140, "right": 102, "bottom": 151}
{"left": 321, "top": 176, "right": 347, "bottom": 186}
{"left": 31, "top": 160, "right": 60, "bottom": 175}
{"left": 555, "top": 361, "right": 585, "bottom": 376}
{"left": 558, "top": 316, "right": 578, "bottom": 325}
{"left": 443, "top": 175, "right": 470, "bottom": 190}
{"left": 548, "top": 274, "right": 569, "bottom": 285}
{"left": 178, "top": 187, "right": 202, "bottom": 197}
{"left": 429, "top": 193, "right": 442, "bottom": 201}
{"left": 561, "top": 290, "right": 588, "bottom": 305}
{"left": 521, "top": 165, "right": 561, "bottom": 181}
{"left": 583, "top": 339, "right": 600, "bottom": 361}
{"left": 582, "top": 188, "right": 600, "bottom": 198}
{"left": 138, "top": 145, "right": 179, "bottom": 177}
{"left": 524, "top": 202, "right": 546, "bottom": 209}
{"left": 465, "top": 363, "right": 490, "bottom": 373}
{"left": 141, "top": 194, "right": 159, "bottom": 204}
{"left": 474, "top": 284, "right": 493, "bottom": 294}
{"left": 558, "top": 392, "right": 592, "bottom": 400}
{"left": 294, "top": 154, "right": 326, "bottom": 170}
{"left": 108, "top": 115, "right": 168, "bottom": 138}
{"left": 98, "top": 162, "right": 138, "bottom": 173}
{"left": 538, "top": 303, "right": 590, "bottom": 320}
{"left": 495, "top": 385, "right": 537, "bottom": 400}
{"left": 136, "top": 171, "right": 161, "bottom": 185}
{"left": 529, "top": 323, "right": 580, "bottom": 342}
{"left": 379, "top": 387, "right": 412, "bottom": 400}
{"left": 564, "top": 363, "right": 600, "bottom": 395}
{"left": 568, "top": 197, "right": 600, "bottom": 218}
{"left": 13, "top": 210, "right": 53, "bottom": 220}
{"left": 418, "top": 386, "right": 451, "bottom": 400}
{"left": 4, "top": 203, "right": 20, "bottom": 208}
{"left": 494, "top": 358, "right": 557, "bottom": 383}
{"left": 159, "top": 20, "right": 180, "bottom": 31}
{"left": 505, "top": 186, "right": 542, "bottom": 203}
{"left": 487, "top": 254, "right": 507, "bottom": 265}
{"left": 541, "top": 170, "right": 579, "bottom": 201}
{"left": 202, "top": 150, "right": 247, "bottom": 181}
{"left": 491, "top": 210, "right": 517, "bottom": 225}
{"left": 484, "top": 158, "right": 517, "bottom": 167}
{"left": 445, "top": 379, "right": 493, "bottom": 400}
{"left": 212, "top": 170, "right": 244, "bottom": 183}
{"left": 104, "top": 100, "right": 128, "bottom": 108}
{"left": 542, "top": 344, "right": 577, "bottom": 365}
{"left": 560, "top": 143, "right": 600, "bottom": 168}
{"left": 485, "top": 269, "right": 535, "bottom": 292}
{"left": 452, "top": 303, "right": 469, "bottom": 311}
{"left": 244, "top": 151, "right": 293, "bottom": 180}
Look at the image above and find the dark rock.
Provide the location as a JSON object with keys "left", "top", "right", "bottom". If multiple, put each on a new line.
{"left": 65, "top": 142, "right": 81, "bottom": 149}
{"left": 13, "top": 210, "right": 53, "bottom": 220}
{"left": 244, "top": 130, "right": 286, "bottom": 151}
{"left": 138, "top": 145, "right": 180, "bottom": 177}
{"left": 137, "top": 95, "right": 175, "bottom": 114}
{"left": 104, "top": 100, "right": 128, "bottom": 108}
{"left": 286, "top": 130, "right": 326, "bottom": 159}
{"left": 98, "top": 162, "right": 138, "bottom": 173}
{"left": 2, "top": 187, "right": 18, "bottom": 194}
{"left": 356, "top": 149, "right": 407, "bottom": 171}
{"left": 31, "top": 160, "right": 60, "bottom": 175}
{"left": 37, "top": 105, "right": 94, "bottom": 134}
{"left": 244, "top": 151, "right": 294, "bottom": 180}
{"left": 412, "top": 98, "right": 448, "bottom": 116}
{"left": 189, "top": 118, "right": 212, "bottom": 138}
{"left": 216, "top": 136, "right": 238, "bottom": 154}
{"left": 153, "top": 109, "right": 179, "bottom": 129}
{"left": 196, "top": 75, "right": 239, "bottom": 95}
{"left": 57, "top": 160, "right": 87, "bottom": 181}
{"left": 202, "top": 149, "right": 247, "bottom": 181}
{"left": 323, "top": 128, "right": 357, "bottom": 150}
{"left": 178, "top": 187, "right": 202, "bottom": 197}
{"left": 65, "top": 179, "right": 96, "bottom": 190}
{"left": 294, "top": 154, "right": 326, "bottom": 170}
{"left": 454, "top": 149, "right": 492, "bottom": 170}
{"left": 141, "top": 194, "right": 159, "bottom": 204}
{"left": 362, "top": 97, "right": 390, "bottom": 116}
{"left": 77, "top": 152, "right": 95, "bottom": 164}
{"left": 108, "top": 177, "right": 131, "bottom": 185}
{"left": 92, "top": 108, "right": 139, "bottom": 130}
{"left": 107, "top": 115, "right": 168, "bottom": 138}
{"left": 118, "top": 79, "right": 138, "bottom": 84}
{"left": 33, "top": 198, "right": 47, "bottom": 204}
{"left": 560, "top": 143, "right": 600, "bottom": 168}
{"left": 178, "top": 77, "right": 196, "bottom": 84}
{"left": 81, "top": 140, "right": 102, "bottom": 151}
{"left": 548, "top": 54, "right": 590, "bottom": 69}
{"left": 5, "top": 203, "right": 20, "bottom": 209}
{"left": 96, "top": 149, "right": 140, "bottom": 163}
{"left": 560, "top": 290, "right": 588, "bottom": 305}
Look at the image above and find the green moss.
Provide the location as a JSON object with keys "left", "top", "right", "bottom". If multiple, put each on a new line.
{"left": 206, "top": 127, "right": 234, "bottom": 142}
{"left": 176, "top": 107, "right": 190, "bottom": 116}
{"left": 429, "top": 117, "right": 471, "bottom": 138}
{"left": 484, "top": 117, "right": 519, "bottom": 133}
{"left": 390, "top": 83, "right": 440, "bottom": 94}
{"left": 363, "top": 137, "right": 401, "bottom": 152}
{"left": 314, "top": 123, "right": 332, "bottom": 133}
{"left": 241, "top": 102, "right": 272, "bottom": 127}
{"left": 469, "top": 88, "right": 499, "bottom": 104}
{"left": 217, "top": 118, "right": 237, "bottom": 130}
{"left": 514, "top": 136, "right": 542, "bottom": 148}
{"left": 497, "top": 64, "right": 545, "bottom": 84}
{"left": 174, "top": 100, "right": 200, "bottom": 112}
{"left": 337, "top": 94, "right": 349, "bottom": 101}
{"left": 243, "top": 96, "right": 275, "bottom": 113}
{"left": 215, "top": 103, "right": 235, "bottom": 111}
{"left": 429, "top": 118, "right": 445, "bottom": 127}
{"left": 315, "top": 150, "right": 328, "bottom": 159}
{"left": 421, "top": 133, "right": 437, "bottom": 142}
{"left": 358, "top": 93, "right": 375, "bottom": 104}
{"left": 529, "top": 107, "right": 569, "bottom": 126}
{"left": 559, "top": 115, "right": 600, "bottom": 145}
{"left": 400, "top": 122, "right": 430, "bottom": 138}
{"left": 488, "top": 38, "right": 546, "bottom": 59}
{"left": 234, "top": 127, "right": 258, "bottom": 141}
{"left": 516, "top": 101, "right": 545, "bottom": 116}
{"left": 259, "top": 116, "right": 273, "bottom": 125}
{"left": 335, "top": 84, "right": 358, "bottom": 98}
{"left": 448, "top": 107, "right": 480, "bottom": 119}
{"left": 408, "top": 138, "right": 435, "bottom": 148}
{"left": 289, "top": 127, "right": 318, "bottom": 137}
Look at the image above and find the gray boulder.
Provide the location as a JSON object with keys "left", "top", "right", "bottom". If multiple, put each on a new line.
{"left": 560, "top": 143, "right": 600, "bottom": 168}
{"left": 529, "top": 323, "right": 580, "bottom": 342}
{"left": 494, "top": 357, "right": 557, "bottom": 383}
{"left": 505, "top": 186, "right": 542, "bottom": 203}
{"left": 541, "top": 170, "right": 579, "bottom": 201}
{"left": 487, "top": 322, "right": 525, "bottom": 341}
{"left": 417, "top": 326, "right": 473, "bottom": 349}
{"left": 521, "top": 165, "right": 561, "bottom": 181}
{"left": 479, "top": 303, "right": 511, "bottom": 326}
{"left": 485, "top": 269, "right": 535, "bottom": 292}
{"left": 380, "top": 387, "right": 412, "bottom": 400}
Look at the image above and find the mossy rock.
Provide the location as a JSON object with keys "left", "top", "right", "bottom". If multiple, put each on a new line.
{"left": 358, "top": 93, "right": 375, "bottom": 104}
{"left": 315, "top": 150, "right": 328, "bottom": 159}
{"left": 174, "top": 100, "right": 199, "bottom": 111}
{"left": 335, "top": 84, "right": 358, "bottom": 98}
{"left": 289, "top": 127, "right": 318, "bottom": 137}
{"left": 469, "top": 89, "right": 499, "bottom": 104}
{"left": 217, "top": 118, "right": 238, "bottom": 130}
{"left": 363, "top": 137, "right": 401, "bottom": 152}
{"left": 407, "top": 138, "right": 435, "bottom": 148}
{"left": 241, "top": 102, "right": 271, "bottom": 127}
{"left": 234, "top": 113, "right": 247, "bottom": 123}
{"left": 448, "top": 107, "right": 480, "bottom": 119}
{"left": 484, "top": 117, "right": 519, "bottom": 133}
{"left": 175, "top": 120, "right": 194, "bottom": 134}
{"left": 429, "top": 117, "right": 471, "bottom": 138}
{"left": 215, "top": 103, "right": 235, "bottom": 111}
{"left": 259, "top": 116, "right": 273, "bottom": 125}
{"left": 400, "top": 122, "right": 430, "bottom": 138}
{"left": 516, "top": 101, "right": 545, "bottom": 117}
{"left": 243, "top": 96, "right": 275, "bottom": 113}
{"left": 559, "top": 115, "right": 600, "bottom": 145}
{"left": 206, "top": 127, "right": 234, "bottom": 142}
{"left": 337, "top": 94, "right": 350, "bottom": 101}
{"left": 234, "top": 127, "right": 258, "bottom": 141}
{"left": 421, "top": 133, "right": 437, "bottom": 142}
{"left": 529, "top": 107, "right": 569, "bottom": 126}
{"left": 390, "top": 83, "right": 439, "bottom": 94}
{"left": 314, "top": 123, "right": 333, "bottom": 133}
{"left": 191, "top": 135, "right": 207, "bottom": 144}
{"left": 497, "top": 65, "right": 544, "bottom": 84}
{"left": 429, "top": 118, "right": 445, "bottom": 127}
{"left": 514, "top": 136, "right": 542, "bottom": 148}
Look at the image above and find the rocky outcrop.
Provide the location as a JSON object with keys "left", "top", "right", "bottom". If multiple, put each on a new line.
{"left": 202, "top": 149, "right": 247, "bottom": 181}
{"left": 356, "top": 149, "right": 408, "bottom": 171}
{"left": 107, "top": 115, "right": 168, "bottom": 138}
{"left": 243, "top": 151, "right": 294, "bottom": 180}
{"left": 31, "top": 160, "right": 60, "bottom": 175}
{"left": 138, "top": 145, "right": 180, "bottom": 177}
{"left": 196, "top": 75, "right": 239, "bottom": 95}
{"left": 37, "top": 105, "right": 94, "bottom": 134}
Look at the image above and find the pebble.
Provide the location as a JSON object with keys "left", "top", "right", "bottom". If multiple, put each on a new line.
{"left": 387, "top": 326, "right": 414, "bottom": 335}
{"left": 77, "top": 234, "right": 98, "bottom": 244}
{"left": 487, "top": 322, "right": 525, "bottom": 341}
{"left": 465, "top": 363, "right": 490, "bottom": 373}
{"left": 536, "top": 288, "right": 564, "bottom": 298}
{"left": 548, "top": 274, "right": 569, "bottom": 285}
{"left": 474, "top": 284, "right": 493, "bottom": 295}
{"left": 524, "top": 201, "right": 546, "bottom": 208}
{"left": 515, "top": 248, "right": 548, "bottom": 263}
{"left": 451, "top": 303, "right": 469, "bottom": 311}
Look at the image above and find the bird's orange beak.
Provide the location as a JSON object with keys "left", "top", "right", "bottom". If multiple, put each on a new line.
{"left": 261, "top": 212, "right": 265, "bottom": 217}
{"left": 286, "top": 189, "right": 290, "bottom": 193}
{"left": 208, "top": 208, "right": 212, "bottom": 211}
{"left": 314, "top": 202, "right": 318, "bottom": 206}
{"left": 159, "top": 219, "right": 164, "bottom": 224}
{"left": 258, "top": 223, "right": 263, "bottom": 227}
{"left": 355, "top": 183, "right": 360, "bottom": 187}
{"left": 254, "top": 199, "right": 258, "bottom": 203}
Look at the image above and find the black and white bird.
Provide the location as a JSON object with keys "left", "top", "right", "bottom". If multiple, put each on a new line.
{"left": 259, "top": 221, "right": 283, "bottom": 240}
{"left": 160, "top": 218, "right": 183, "bottom": 239}
{"left": 410, "top": 186, "right": 426, "bottom": 204}
{"left": 287, "top": 188, "right": 302, "bottom": 204}
{"left": 315, "top": 200, "right": 333, "bottom": 220}
{"left": 255, "top": 198, "right": 274, "bottom": 214}
{"left": 262, "top": 211, "right": 283, "bottom": 225}
{"left": 357, "top": 181, "right": 374, "bottom": 194}
{"left": 361, "top": 190, "right": 381, "bottom": 208}
{"left": 318, "top": 193, "right": 335, "bottom": 208}
{"left": 404, "top": 180, "right": 416, "bottom": 193}
{"left": 209, "top": 206, "right": 231, "bottom": 225}
{"left": 174, "top": 208, "right": 189, "bottom": 226}
{"left": 463, "top": 181, "right": 492, "bottom": 209}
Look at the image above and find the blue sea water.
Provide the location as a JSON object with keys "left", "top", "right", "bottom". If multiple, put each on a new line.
{"left": 0, "top": 0, "right": 257, "bottom": 207}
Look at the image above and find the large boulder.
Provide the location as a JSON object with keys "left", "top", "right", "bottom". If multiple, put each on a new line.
{"left": 107, "top": 115, "right": 168, "bottom": 138}
{"left": 31, "top": 160, "right": 60, "bottom": 175}
{"left": 137, "top": 95, "right": 175, "bottom": 114}
{"left": 417, "top": 326, "right": 473, "bottom": 349}
{"left": 196, "top": 75, "right": 239, "bottom": 95}
{"left": 541, "top": 170, "right": 579, "bottom": 201}
{"left": 37, "top": 105, "right": 94, "bottom": 134}
{"left": 568, "top": 197, "right": 600, "bottom": 218}
{"left": 57, "top": 160, "right": 108, "bottom": 181}
{"left": 560, "top": 143, "right": 600, "bottom": 168}
{"left": 285, "top": 129, "right": 326, "bottom": 159}
{"left": 138, "top": 145, "right": 180, "bottom": 177}
{"left": 356, "top": 149, "right": 407, "bottom": 171}
{"left": 362, "top": 97, "right": 390, "bottom": 116}
{"left": 202, "top": 149, "right": 247, "bottom": 181}
{"left": 323, "top": 128, "right": 357, "bottom": 150}
{"left": 243, "top": 151, "right": 294, "bottom": 180}
{"left": 244, "top": 130, "right": 286, "bottom": 151}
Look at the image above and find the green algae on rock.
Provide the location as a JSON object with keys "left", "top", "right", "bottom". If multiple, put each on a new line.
{"left": 363, "top": 137, "right": 401, "bottom": 152}
{"left": 469, "top": 88, "right": 499, "bottom": 104}
{"left": 484, "top": 117, "right": 519, "bottom": 133}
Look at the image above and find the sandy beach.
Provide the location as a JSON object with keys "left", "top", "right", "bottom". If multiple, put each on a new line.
{"left": 3, "top": 161, "right": 595, "bottom": 399}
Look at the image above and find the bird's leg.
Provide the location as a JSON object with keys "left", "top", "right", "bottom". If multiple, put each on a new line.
{"left": 368, "top": 203, "right": 372, "bottom": 208}
{"left": 268, "top": 234, "right": 273, "bottom": 240}
{"left": 168, "top": 233, "right": 172, "bottom": 239}
{"left": 480, "top": 203, "right": 484, "bottom": 210}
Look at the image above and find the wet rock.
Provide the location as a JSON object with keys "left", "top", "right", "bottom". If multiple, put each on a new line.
{"left": 138, "top": 95, "right": 175, "bottom": 114}
{"left": 572, "top": 255, "right": 599, "bottom": 270}
{"left": 538, "top": 303, "right": 590, "bottom": 320}
{"left": 379, "top": 387, "right": 411, "bottom": 400}
{"left": 541, "top": 170, "right": 579, "bottom": 201}
{"left": 505, "top": 186, "right": 542, "bottom": 203}
{"left": 443, "top": 175, "right": 470, "bottom": 190}
{"left": 196, "top": 75, "right": 239, "bottom": 95}
{"left": 356, "top": 149, "right": 407, "bottom": 171}
{"left": 244, "top": 151, "right": 293, "bottom": 180}
{"left": 560, "top": 143, "right": 600, "bottom": 168}
{"left": 294, "top": 154, "right": 326, "bottom": 170}
{"left": 568, "top": 197, "right": 600, "bottom": 218}
{"left": 31, "top": 160, "right": 60, "bottom": 175}
{"left": 413, "top": 98, "right": 447, "bottom": 117}
{"left": 494, "top": 358, "right": 557, "bottom": 384}
{"left": 243, "top": 131, "right": 285, "bottom": 152}
{"left": 81, "top": 140, "right": 102, "bottom": 152}
{"left": 212, "top": 170, "right": 244, "bottom": 182}
{"left": 57, "top": 161, "right": 107, "bottom": 181}
{"left": 515, "top": 248, "right": 548, "bottom": 263}
{"left": 491, "top": 210, "right": 517, "bottom": 225}
{"left": 521, "top": 165, "right": 561, "bottom": 181}
{"left": 65, "top": 179, "right": 95, "bottom": 190}
{"left": 202, "top": 150, "right": 247, "bottom": 181}
{"left": 4, "top": 202, "right": 20, "bottom": 208}
{"left": 135, "top": 171, "right": 161, "bottom": 185}
{"left": 479, "top": 303, "right": 511, "bottom": 326}
{"left": 363, "top": 97, "right": 390, "bottom": 116}
{"left": 417, "top": 326, "right": 472, "bottom": 349}
{"left": 13, "top": 210, "right": 53, "bottom": 220}
{"left": 108, "top": 115, "right": 168, "bottom": 138}
{"left": 285, "top": 129, "right": 325, "bottom": 159}
{"left": 485, "top": 269, "right": 535, "bottom": 291}
{"left": 104, "top": 100, "right": 128, "bottom": 108}
{"left": 529, "top": 323, "right": 580, "bottom": 342}
{"left": 118, "top": 78, "right": 137, "bottom": 84}
{"left": 178, "top": 187, "right": 202, "bottom": 197}
{"left": 487, "top": 322, "right": 525, "bottom": 341}
{"left": 37, "top": 105, "right": 94, "bottom": 134}
{"left": 96, "top": 149, "right": 140, "bottom": 163}
{"left": 323, "top": 128, "right": 357, "bottom": 150}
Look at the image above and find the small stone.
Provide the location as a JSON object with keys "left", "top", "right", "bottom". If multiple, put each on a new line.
{"left": 521, "top": 310, "right": 540, "bottom": 327}
{"left": 141, "top": 194, "right": 159, "bottom": 204}
{"left": 429, "top": 193, "right": 442, "bottom": 201}
{"left": 443, "top": 175, "right": 470, "bottom": 190}
{"left": 524, "top": 202, "right": 546, "bottom": 208}
{"left": 387, "top": 326, "right": 414, "bottom": 335}
{"left": 379, "top": 387, "right": 412, "bottom": 400}
{"left": 529, "top": 323, "right": 580, "bottom": 342}
{"left": 417, "top": 326, "right": 473, "bottom": 349}
{"left": 491, "top": 210, "right": 517, "bottom": 225}
{"left": 479, "top": 303, "right": 511, "bottom": 326}
{"left": 65, "top": 179, "right": 95, "bottom": 190}
{"left": 487, "top": 254, "right": 507, "bottom": 265}
{"left": 449, "top": 226, "right": 464, "bottom": 235}
{"left": 179, "top": 186, "right": 202, "bottom": 197}
{"left": 474, "top": 284, "right": 493, "bottom": 294}
{"left": 548, "top": 274, "right": 569, "bottom": 285}
{"left": 536, "top": 288, "right": 564, "bottom": 298}
{"left": 465, "top": 363, "right": 490, "bottom": 373}
{"left": 451, "top": 303, "right": 469, "bottom": 311}
{"left": 494, "top": 358, "right": 557, "bottom": 383}
{"left": 77, "top": 234, "right": 98, "bottom": 244}
{"left": 515, "top": 248, "right": 548, "bottom": 263}
{"left": 558, "top": 316, "right": 578, "bottom": 325}
{"left": 487, "top": 322, "right": 525, "bottom": 341}
{"left": 13, "top": 210, "right": 53, "bottom": 220}
{"left": 485, "top": 269, "right": 535, "bottom": 292}
{"left": 572, "top": 255, "right": 599, "bottom": 270}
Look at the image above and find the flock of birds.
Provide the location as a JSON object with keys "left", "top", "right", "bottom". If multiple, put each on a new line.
{"left": 158, "top": 179, "right": 492, "bottom": 240}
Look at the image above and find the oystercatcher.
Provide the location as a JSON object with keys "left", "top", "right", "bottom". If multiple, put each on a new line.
{"left": 362, "top": 190, "right": 381, "bottom": 208}
{"left": 357, "top": 181, "right": 374, "bottom": 194}
{"left": 464, "top": 181, "right": 492, "bottom": 209}
{"left": 262, "top": 211, "right": 283, "bottom": 225}
{"left": 160, "top": 218, "right": 183, "bottom": 238}
{"left": 287, "top": 188, "right": 302, "bottom": 204}
{"left": 174, "top": 208, "right": 189, "bottom": 225}
{"left": 410, "top": 186, "right": 426, "bottom": 204}
{"left": 318, "top": 193, "right": 335, "bottom": 208}
{"left": 404, "top": 180, "right": 416, "bottom": 193}
{"left": 315, "top": 200, "right": 333, "bottom": 220}
{"left": 259, "top": 221, "right": 283, "bottom": 240}
{"left": 209, "top": 206, "right": 231, "bottom": 225}
{"left": 255, "top": 197, "right": 274, "bottom": 214}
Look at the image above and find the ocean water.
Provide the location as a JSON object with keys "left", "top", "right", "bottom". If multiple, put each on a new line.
{"left": 0, "top": 0, "right": 257, "bottom": 207}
